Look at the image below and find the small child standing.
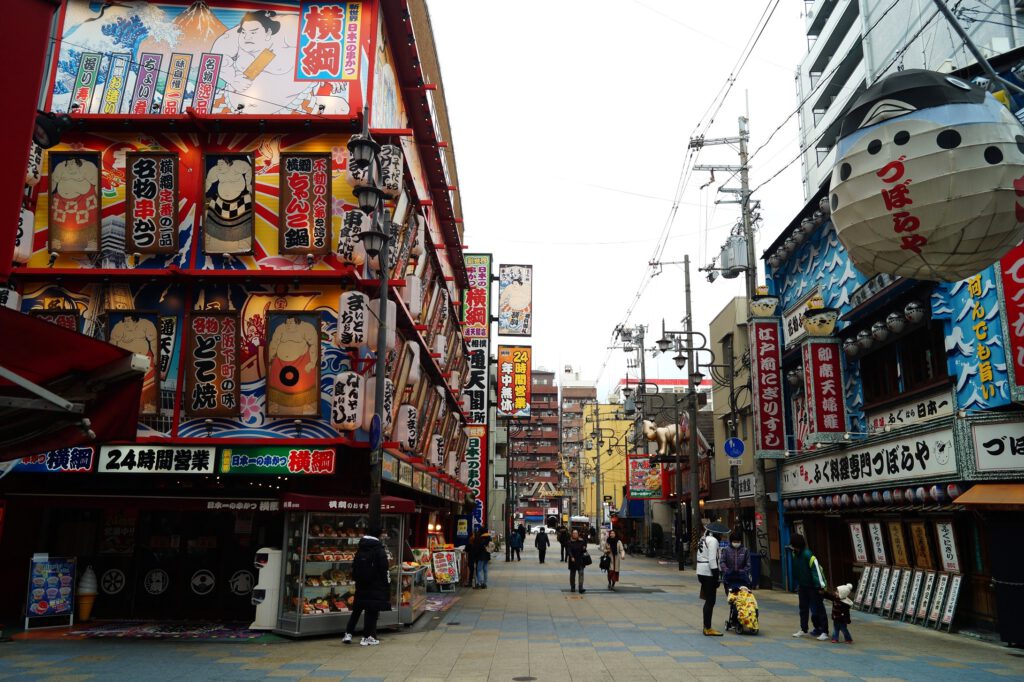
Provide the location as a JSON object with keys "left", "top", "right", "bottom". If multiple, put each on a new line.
{"left": 823, "top": 583, "right": 854, "bottom": 643}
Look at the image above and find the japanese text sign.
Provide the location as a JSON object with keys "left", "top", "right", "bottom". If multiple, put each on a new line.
{"left": 100, "top": 54, "right": 130, "bottom": 114}
{"left": 945, "top": 265, "right": 1009, "bottom": 410}
{"left": 129, "top": 53, "right": 162, "bottom": 114}
{"left": 849, "top": 522, "right": 868, "bottom": 563}
{"left": 125, "top": 153, "right": 178, "bottom": 254}
{"left": 496, "top": 345, "right": 531, "bottom": 418}
{"left": 98, "top": 446, "right": 216, "bottom": 474}
{"left": 160, "top": 53, "right": 192, "bottom": 114}
{"left": 220, "top": 446, "right": 335, "bottom": 475}
{"left": 297, "top": 2, "right": 363, "bottom": 81}
{"left": 935, "top": 521, "right": 960, "bottom": 573}
{"left": 750, "top": 318, "right": 786, "bottom": 458}
{"left": 972, "top": 421, "right": 1024, "bottom": 472}
{"left": 184, "top": 311, "right": 240, "bottom": 418}
{"left": 463, "top": 254, "right": 491, "bottom": 339}
{"left": 71, "top": 52, "right": 101, "bottom": 113}
{"left": 781, "top": 427, "right": 957, "bottom": 494}
{"left": 464, "top": 427, "right": 486, "bottom": 529}
{"left": 192, "top": 53, "right": 222, "bottom": 114}
{"left": 866, "top": 389, "right": 952, "bottom": 434}
{"left": 627, "top": 455, "right": 665, "bottom": 499}
{"left": 801, "top": 337, "right": 847, "bottom": 443}
{"left": 13, "top": 447, "right": 95, "bottom": 473}
{"left": 497, "top": 264, "right": 533, "bottom": 336}
{"left": 999, "top": 242, "right": 1024, "bottom": 401}
{"left": 279, "top": 154, "right": 331, "bottom": 255}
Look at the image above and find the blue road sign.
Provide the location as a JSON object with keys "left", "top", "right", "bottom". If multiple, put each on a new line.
{"left": 724, "top": 437, "right": 745, "bottom": 459}
{"left": 370, "top": 414, "right": 382, "bottom": 451}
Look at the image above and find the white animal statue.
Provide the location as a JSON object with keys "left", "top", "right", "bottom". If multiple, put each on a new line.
{"left": 642, "top": 419, "right": 680, "bottom": 456}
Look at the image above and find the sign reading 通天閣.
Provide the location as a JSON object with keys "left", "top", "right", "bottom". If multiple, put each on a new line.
{"left": 781, "top": 427, "right": 957, "bottom": 494}
{"left": 220, "top": 446, "right": 335, "bottom": 475}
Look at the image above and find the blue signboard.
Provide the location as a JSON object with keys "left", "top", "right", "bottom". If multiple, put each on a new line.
{"left": 26, "top": 556, "right": 76, "bottom": 621}
{"left": 13, "top": 447, "right": 95, "bottom": 473}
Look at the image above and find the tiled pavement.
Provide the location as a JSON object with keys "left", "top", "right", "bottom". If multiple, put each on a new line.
{"left": 2, "top": 546, "right": 1022, "bottom": 681}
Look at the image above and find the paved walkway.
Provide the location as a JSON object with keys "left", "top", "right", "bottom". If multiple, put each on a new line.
{"left": 1, "top": 545, "right": 1022, "bottom": 681}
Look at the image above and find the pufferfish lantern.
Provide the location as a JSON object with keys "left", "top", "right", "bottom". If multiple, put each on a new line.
{"left": 830, "top": 69, "right": 1024, "bottom": 281}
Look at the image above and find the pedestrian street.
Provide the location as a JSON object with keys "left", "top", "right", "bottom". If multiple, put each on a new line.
{"left": 2, "top": 545, "right": 1021, "bottom": 682}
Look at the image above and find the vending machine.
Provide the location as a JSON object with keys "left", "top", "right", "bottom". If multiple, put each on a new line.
{"left": 250, "top": 548, "right": 281, "bottom": 630}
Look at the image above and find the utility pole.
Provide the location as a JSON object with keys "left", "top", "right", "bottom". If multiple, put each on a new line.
{"left": 692, "top": 113, "right": 773, "bottom": 588}
{"left": 595, "top": 402, "right": 602, "bottom": 530}
{"left": 684, "top": 256, "right": 701, "bottom": 568}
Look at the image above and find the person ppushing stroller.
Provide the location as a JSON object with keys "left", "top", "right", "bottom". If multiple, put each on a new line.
{"left": 720, "top": 529, "right": 753, "bottom": 632}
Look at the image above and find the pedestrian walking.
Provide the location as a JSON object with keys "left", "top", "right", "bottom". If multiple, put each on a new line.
{"left": 464, "top": 530, "right": 477, "bottom": 587}
{"left": 600, "top": 529, "right": 625, "bottom": 590}
{"left": 342, "top": 529, "right": 391, "bottom": 647}
{"left": 697, "top": 521, "right": 730, "bottom": 636}
{"left": 566, "top": 529, "right": 590, "bottom": 594}
{"left": 557, "top": 525, "right": 569, "bottom": 562}
{"left": 470, "top": 527, "right": 493, "bottom": 589}
{"left": 720, "top": 529, "right": 751, "bottom": 631}
{"left": 535, "top": 528, "right": 550, "bottom": 563}
{"left": 823, "top": 583, "right": 854, "bottom": 644}
{"left": 509, "top": 527, "right": 523, "bottom": 561}
{"left": 788, "top": 533, "right": 829, "bottom": 640}
{"left": 517, "top": 523, "right": 527, "bottom": 543}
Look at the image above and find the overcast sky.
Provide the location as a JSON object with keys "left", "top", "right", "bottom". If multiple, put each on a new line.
{"left": 428, "top": 0, "right": 809, "bottom": 398}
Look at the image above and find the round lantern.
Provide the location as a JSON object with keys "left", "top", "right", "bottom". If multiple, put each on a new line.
{"left": 817, "top": 496, "right": 827, "bottom": 509}
{"left": 886, "top": 311, "right": 907, "bottom": 334}
{"left": 852, "top": 493, "right": 863, "bottom": 506}
{"left": 914, "top": 486, "right": 928, "bottom": 504}
{"left": 840, "top": 493, "right": 851, "bottom": 507}
{"left": 843, "top": 338, "right": 859, "bottom": 358}
{"left": 812, "top": 210, "right": 825, "bottom": 226}
{"left": 394, "top": 404, "right": 418, "bottom": 450}
{"left": 830, "top": 70, "right": 1024, "bottom": 281}
{"left": 929, "top": 485, "right": 948, "bottom": 504}
{"left": 367, "top": 298, "right": 397, "bottom": 351}
{"left": 402, "top": 274, "right": 423, "bottom": 317}
{"left": 378, "top": 144, "right": 405, "bottom": 198}
{"left": 337, "top": 210, "right": 369, "bottom": 266}
{"left": 783, "top": 499, "right": 792, "bottom": 510}
{"left": 768, "top": 253, "right": 782, "bottom": 269}
{"left": 871, "top": 491, "right": 882, "bottom": 505}
{"left": 883, "top": 490, "right": 893, "bottom": 505}
{"left": 905, "top": 301, "right": 926, "bottom": 324}
{"left": 793, "top": 226, "right": 807, "bottom": 245}
{"left": 336, "top": 291, "right": 369, "bottom": 348}
{"left": 905, "top": 487, "right": 916, "bottom": 505}
{"left": 407, "top": 342, "right": 422, "bottom": 384}
{"left": 947, "top": 483, "right": 963, "bottom": 500}
{"left": 787, "top": 369, "right": 802, "bottom": 387}
{"left": 13, "top": 207, "right": 33, "bottom": 264}
{"left": 832, "top": 494, "right": 842, "bottom": 508}
{"left": 783, "top": 237, "right": 797, "bottom": 255}
{"left": 25, "top": 141, "right": 42, "bottom": 187}
{"left": 871, "top": 320, "right": 889, "bottom": 342}
{"left": 330, "top": 371, "right": 364, "bottom": 431}
{"left": 800, "top": 497, "right": 810, "bottom": 509}
{"left": 892, "top": 488, "right": 904, "bottom": 505}
{"left": 856, "top": 329, "right": 874, "bottom": 350}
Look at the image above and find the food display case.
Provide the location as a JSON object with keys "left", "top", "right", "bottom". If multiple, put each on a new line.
{"left": 399, "top": 564, "right": 428, "bottom": 623}
{"left": 274, "top": 494, "right": 415, "bottom": 637}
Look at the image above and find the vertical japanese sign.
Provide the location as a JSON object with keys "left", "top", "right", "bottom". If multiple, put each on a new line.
{"left": 279, "top": 154, "right": 332, "bottom": 255}
{"left": 946, "top": 265, "right": 1009, "bottom": 409}
{"left": 129, "top": 53, "right": 162, "bottom": 114}
{"left": 462, "top": 254, "right": 491, "bottom": 425}
{"left": 464, "top": 426, "right": 486, "bottom": 530}
{"left": 100, "top": 54, "right": 130, "bottom": 114}
{"left": 185, "top": 311, "right": 240, "bottom": 418}
{"left": 160, "top": 53, "right": 193, "bottom": 114}
{"left": 125, "top": 153, "right": 178, "bottom": 254}
{"left": 801, "top": 337, "right": 847, "bottom": 444}
{"left": 192, "top": 53, "right": 222, "bottom": 114}
{"left": 497, "top": 345, "right": 531, "bottom": 418}
{"left": 999, "top": 243, "right": 1024, "bottom": 402}
{"left": 497, "top": 264, "right": 533, "bottom": 336}
{"left": 297, "top": 2, "right": 362, "bottom": 81}
{"left": 750, "top": 318, "right": 786, "bottom": 458}
{"left": 70, "top": 52, "right": 102, "bottom": 112}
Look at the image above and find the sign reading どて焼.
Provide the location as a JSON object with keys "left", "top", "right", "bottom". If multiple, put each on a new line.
{"left": 184, "top": 311, "right": 240, "bottom": 418}
{"left": 750, "top": 318, "right": 785, "bottom": 458}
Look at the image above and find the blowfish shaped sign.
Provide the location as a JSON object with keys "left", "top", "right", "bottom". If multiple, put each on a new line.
{"left": 829, "top": 69, "right": 1024, "bottom": 281}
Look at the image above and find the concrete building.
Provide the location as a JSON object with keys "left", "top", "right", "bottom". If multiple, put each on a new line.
{"left": 580, "top": 403, "right": 631, "bottom": 525}
{"left": 559, "top": 368, "right": 596, "bottom": 518}
{"left": 507, "top": 369, "right": 559, "bottom": 525}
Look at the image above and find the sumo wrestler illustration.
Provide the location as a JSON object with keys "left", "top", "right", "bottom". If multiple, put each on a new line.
{"left": 266, "top": 312, "right": 320, "bottom": 417}
{"left": 108, "top": 311, "right": 160, "bottom": 414}
{"left": 49, "top": 153, "right": 101, "bottom": 253}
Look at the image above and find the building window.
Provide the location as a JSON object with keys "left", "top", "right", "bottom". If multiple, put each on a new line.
{"left": 860, "top": 322, "right": 949, "bottom": 407}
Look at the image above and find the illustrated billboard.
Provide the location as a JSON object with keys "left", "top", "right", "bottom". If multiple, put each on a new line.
{"left": 496, "top": 345, "right": 531, "bottom": 418}
{"left": 107, "top": 310, "right": 161, "bottom": 415}
{"left": 265, "top": 311, "right": 322, "bottom": 418}
{"left": 497, "top": 264, "right": 533, "bottom": 336}
{"left": 627, "top": 454, "right": 664, "bottom": 499}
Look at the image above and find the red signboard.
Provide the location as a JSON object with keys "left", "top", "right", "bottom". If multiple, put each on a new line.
{"left": 750, "top": 318, "right": 786, "bottom": 458}
{"left": 801, "top": 337, "right": 847, "bottom": 443}
{"left": 1000, "top": 242, "right": 1024, "bottom": 402}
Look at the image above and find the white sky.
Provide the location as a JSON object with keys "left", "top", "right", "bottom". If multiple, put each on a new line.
{"left": 428, "top": 0, "right": 810, "bottom": 398}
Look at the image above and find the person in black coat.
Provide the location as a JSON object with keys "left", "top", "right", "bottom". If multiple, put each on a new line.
{"left": 535, "top": 529, "right": 550, "bottom": 563}
{"left": 343, "top": 531, "right": 392, "bottom": 646}
{"left": 566, "top": 529, "right": 589, "bottom": 594}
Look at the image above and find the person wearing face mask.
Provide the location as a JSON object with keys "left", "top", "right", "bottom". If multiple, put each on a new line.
{"left": 696, "top": 522, "right": 729, "bottom": 636}
{"left": 720, "top": 529, "right": 752, "bottom": 632}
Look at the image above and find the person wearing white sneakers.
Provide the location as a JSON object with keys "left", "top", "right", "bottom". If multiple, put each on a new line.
{"left": 787, "top": 533, "right": 830, "bottom": 641}
{"left": 342, "top": 529, "right": 392, "bottom": 646}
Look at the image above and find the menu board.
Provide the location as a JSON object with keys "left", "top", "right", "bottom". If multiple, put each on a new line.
{"left": 410, "top": 548, "right": 434, "bottom": 581}
{"left": 431, "top": 550, "right": 458, "bottom": 585}
{"left": 26, "top": 556, "right": 76, "bottom": 623}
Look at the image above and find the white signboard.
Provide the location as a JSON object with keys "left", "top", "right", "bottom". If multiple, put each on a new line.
{"left": 781, "top": 427, "right": 956, "bottom": 494}
{"left": 905, "top": 570, "right": 924, "bottom": 620}
{"left": 884, "top": 567, "right": 902, "bottom": 615}
{"left": 935, "top": 521, "right": 960, "bottom": 573}
{"left": 916, "top": 572, "right": 936, "bottom": 620}
{"left": 849, "top": 522, "right": 868, "bottom": 563}
{"left": 928, "top": 573, "right": 949, "bottom": 624}
{"left": 894, "top": 568, "right": 912, "bottom": 616}
{"left": 729, "top": 473, "right": 755, "bottom": 499}
{"left": 941, "top": 574, "right": 962, "bottom": 626}
{"left": 873, "top": 566, "right": 890, "bottom": 610}
{"left": 866, "top": 390, "right": 954, "bottom": 435}
{"left": 868, "top": 522, "right": 888, "bottom": 565}
{"left": 854, "top": 570, "right": 869, "bottom": 606}
{"left": 864, "top": 565, "right": 880, "bottom": 609}
{"left": 98, "top": 445, "right": 216, "bottom": 474}
{"left": 972, "top": 421, "right": 1024, "bottom": 472}
{"left": 782, "top": 287, "right": 820, "bottom": 347}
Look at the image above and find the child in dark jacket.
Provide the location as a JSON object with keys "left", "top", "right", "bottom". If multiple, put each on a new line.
{"left": 822, "top": 582, "right": 854, "bottom": 643}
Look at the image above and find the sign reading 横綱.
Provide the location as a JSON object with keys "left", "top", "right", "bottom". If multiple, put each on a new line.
{"left": 279, "top": 154, "right": 331, "bottom": 255}
{"left": 125, "top": 153, "right": 178, "bottom": 254}
{"left": 297, "top": 1, "right": 364, "bottom": 81}
{"left": 496, "top": 345, "right": 531, "bottom": 418}
{"left": 98, "top": 446, "right": 216, "bottom": 474}
{"left": 750, "top": 318, "right": 786, "bottom": 459}
{"left": 866, "top": 389, "right": 953, "bottom": 434}
{"left": 13, "top": 447, "right": 95, "bottom": 473}
{"left": 220, "top": 446, "right": 335, "bottom": 475}
{"left": 971, "top": 420, "right": 1024, "bottom": 472}
{"left": 780, "top": 427, "right": 957, "bottom": 494}
{"left": 497, "top": 264, "right": 533, "bottom": 336}
{"left": 801, "top": 337, "right": 847, "bottom": 444}
{"left": 184, "top": 311, "right": 240, "bottom": 418}
{"left": 782, "top": 287, "right": 820, "bottom": 348}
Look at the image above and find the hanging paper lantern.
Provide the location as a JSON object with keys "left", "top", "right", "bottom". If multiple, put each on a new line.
{"left": 929, "top": 484, "right": 948, "bottom": 504}
{"left": 337, "top": 291, "right": 369, "bottom": 348}
{"left": 361, "top": 377, "right": 395, "bottom": 434}
{"left": 914, "top": 486, "right": 928, "bottom": 504}
{"left": 947, "top": 483, "right": 963, "bottom": 500}
{"left": 871, "top": 320, "right": 889, "bottom": 342}
{"left": 818, "top": 195, "right": 831, "bottom": 216}
{"left": 892, "top": 488, "right": 904, "bottom": 505}
{"left": 843, "top": 338, "right": 859, "bottom": 358}
{"left": 367, "top": 298, "right": 397, "bottom": 351}
{"left": 783, "top": 499, "right": 792, "bottom": 510}
{"left": 852, "top": 493, "right": 863, "bottom": 506}
{"left": 799, "top": 497, "right": 809, "bottom": 509}
{"left": 905, "top": 487, "right": 916, "bottom": 505}
{"left": 330, "top": 371, "right": 364, "bottom": 431}
{"left": 0, "top": 284, "right": 21, "bottom": 311}
{"left": 410, "top": 213, "right": 425, "bottom": 257}
{"left": 830, "top": 69, "right": 1024, "bottom": 281}
{"left": 886, "top": 311, "right": 906, "bottom": 333}
{"left": 394, "top": 404, "right": 418, "bottom": 450}
{"left": 434, "top": 334, "right": 446, "bottom": 364}
{"left": 403, "top": 274, "right": 422, "bottom": 317}
{"left": 882, "top": 490, "right": 893, "bottom": 505}
{"left": 840, "top": 493, "right": 851, "bottom": 507}
{"left": 832, "top": 494, "right": 842, "bottom": 508}
{"left": 856, "top": 329, "right": 874, "bottom": 350}
{"left": 407, "top": 342, "right": 422, "bottom": 384}
{"left": 338, "top": 210, "right": 368, "bottom": 266}
{"left": 871, "top": 491, "right": 883, "bottom": 505}
{"left": 429, "top": 434, "right": 445, "bottom": 468}
{"left": 25, "top": 141, "right": 42, "bottom": 187}
{"left": 13, "top": 207, "right": 33, "bottom": 264}
{"left": 792, "top": 226, "right": 806, "bottom": 245}
{"left": 905, "top": 301, "right": 926, "bottom": 324}
{"left": 378, "top": 145, "right": 404, "bottom": 198}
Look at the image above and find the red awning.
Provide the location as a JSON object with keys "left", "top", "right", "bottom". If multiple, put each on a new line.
{"left": 282, "top": 492, "right": 416, "bottom": 514}
{"left": 0, "top": 308, "right": 145, "bottom": 461}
